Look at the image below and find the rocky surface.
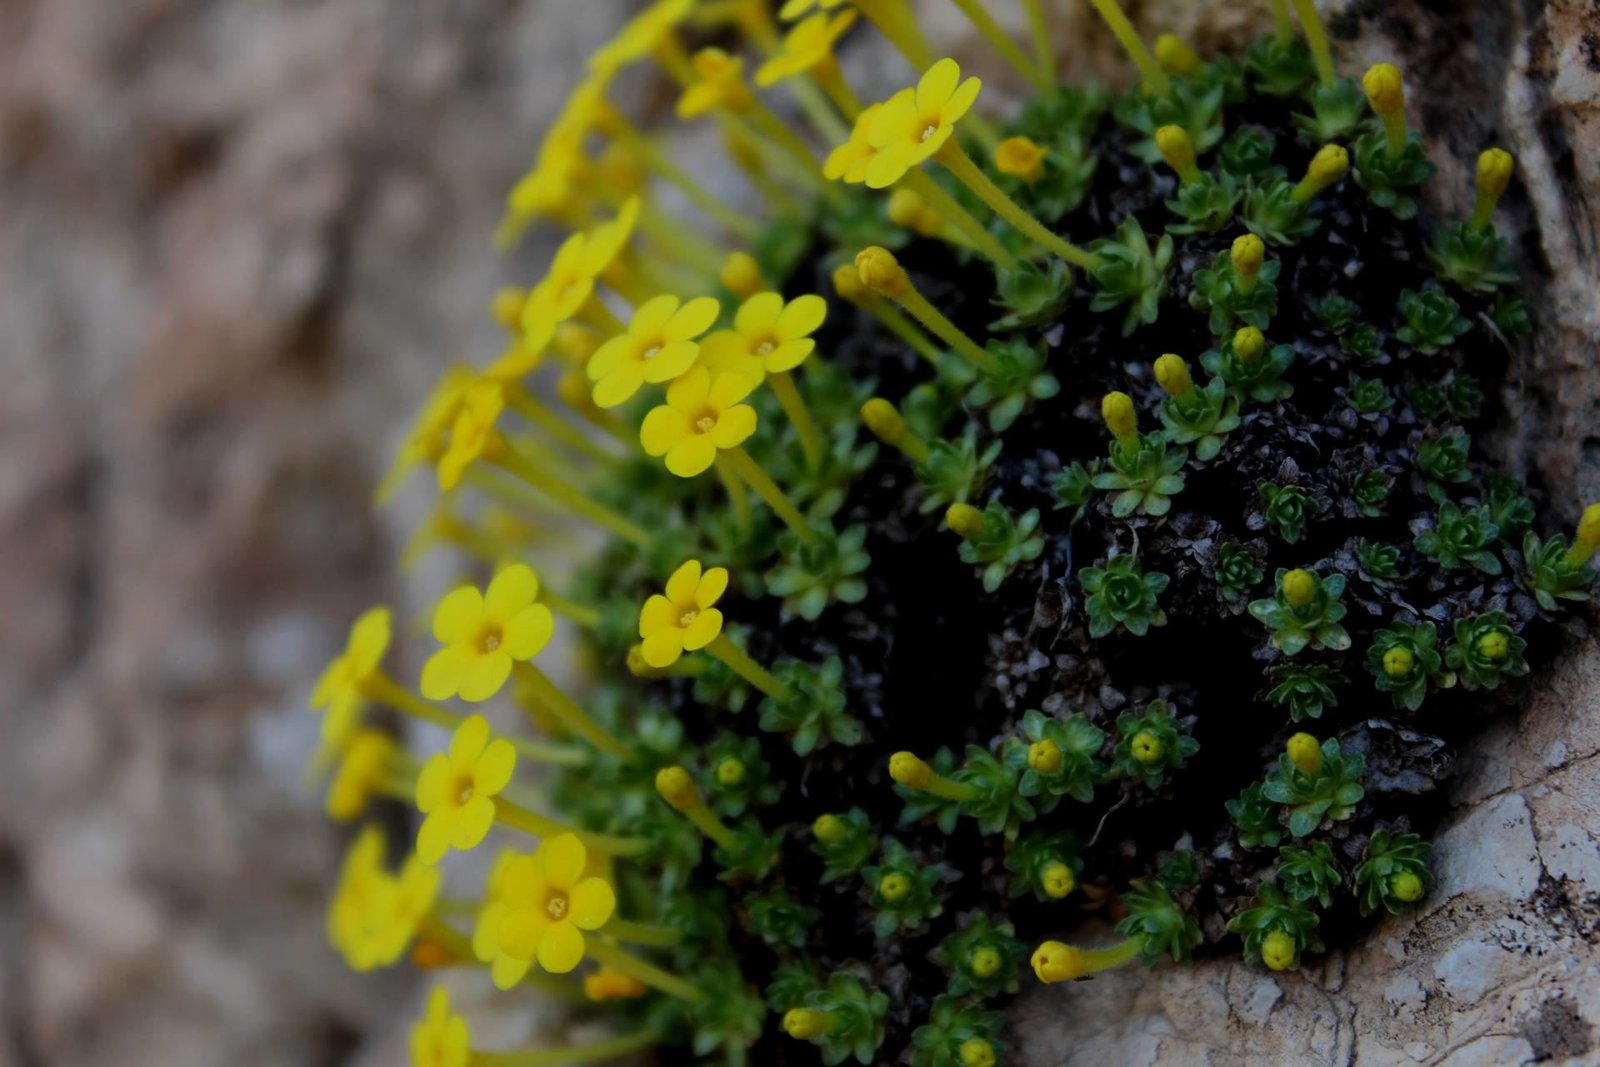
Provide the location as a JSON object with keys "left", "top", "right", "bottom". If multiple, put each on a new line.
{"left": 0, "top": 1, "right": 1594, "bottom": 1065}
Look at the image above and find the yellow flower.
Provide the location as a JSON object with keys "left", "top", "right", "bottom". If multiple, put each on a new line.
{"left": 1286, "top": 732, "right": 1323, "bottom": 773}
{"left": 863, "top": 59, "right": 982, "bottom": 189}
{"left": 701, "top": 291, "right": 828, "bottom": 379}
{"left": 436, "top": 381, "right": 504, "bottom": 492}
{"left": 888, "top": 751, "right": 932, "bottom": 788}
{"left": 1362, "top": 62, "right": 1404, "bottom": 115}
{"left": 994, "top": 136, "right": 1047, "bottom": 182}
{"left": 1476, "top": 147, "right": 1514, "bottom": 199}
{"left": 587, "top": 293, "right": 722, "bottom": 409}
{"left": 638, "top": 559, "right": 730, "bottom": 668}
{"left": 375, "top": 368, "right": 479, "bottom": 502}
{"left": 472, "top": 833, "right": 617, "bottom": 985}
{"left": 420, "top": 565, "right": 555, "bottom": 703}
{"left": 678, "top": 48, "right": 752, "bottom": 118}
{"left": 415, "top": 715, "right": 518, "bottom": 864}
{"left": 639, "top": 366, "right": 759, "bottom": 477}
{"left": 1153, "top": 354, "right": 1192, "bottom": 396}
{"left": 327, "top": 728, "right": 397, "bottom": 821}
{"left": 329, "top": 828, "right": 442, "bottom": 971}
{"left": 311, "top": 606, "right": 392, "bottom": 745}
{"left": 959, "top": 1038, "right": 997, "bottom": 1067}
{"left": 1030, "top": 941, "right": 1085, "bottom": 983}
{"left": 720, "top": 251, "right": 768, "bottom": 300}
{"left": 824, "top": 101, "right": 885, "bottom": 184}
{"left": 520, "top": 199, "right": 640, "bottom": 352}
{"left": 1282, "top": 568, "right": 1316, "bottom": 609}
{"left": 756, "top": 10, "right": 858, "bottom": 87}
{"left": 585, "top": 967, "right": 648, "bottom": 1001}
{"left": 590, "top": 0, "right": 694, "bottom": 77}
{"left": 783, "top": 1008, "right": 832, "bottom": 1039}
{"left": 410, "top": 986, "right": 471, "bottom": 1067}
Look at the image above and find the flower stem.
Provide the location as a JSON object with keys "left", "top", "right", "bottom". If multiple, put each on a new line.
{"left": 770, "top": 370, "right": 824, "bottom": 472}
{"left": 1289, "top": 0, "right": 1336, "bottom": 87}
{"left": 493, "top": 796, "right": 649, "bottom": 857}
{"left": 586, "top": 938, "right": 703, "bottom": 1001}
{"left": 361, "top": 672, "right": 459, "bottom": 730}
{"left": 1085, "top": 0, "right": 1170, "bottom": 94}
{"left": 1268, "top": 0, "right": 1294, "bottom": 42}
{"left": 504, "top": 387, "right": 619, "bottom": 467}
{"left": 884, "top": 272, "right": 998, "bottom": 374}
{"left": 706, "top": 633, "right": 790, "bottom": 700}
{"left": 714, "top": 456, "right": 753, "bottom": 533}
{"left": 811, "top": 57, "right": 862, "bottom": 119}
{"left": 950, "top": 0, "right": 1049, "bottom": 91}
{"left": 512, "top": 661, "right": 632, "bottom": 760}
{"left": 870, "top": 301, "right": 944, "bottom": 367}
{"left": 616, "top": 121, "right": 762, "bottom": 239}
{"left": 747, "top": 100, "right": 825, "bottom": 182}
{"left": 605, "top": 918, "right": 683, "bottom": 947}
{"left": 1080, "top": 936, "right": 1145, "bottom": 973}
{"left": 786, "top": 74, "right": 851, "bottom": 145}
{"left": 538, "top": 586, "right": 602, "bottom": 630}
{"left": 1022, "top": 0, "right": 1057, "bottom": 83}
{"left": 580, "top": 293, "right": 627, "bottom": 336}
{"left": 493, "top": 446, "right": 651, "bottom": 548}
{"left": 857, "top": 0, "right": 934, "bottom": 70}
{"left": 921, "top": 769, "right": 979, "bottom": 802}
{"left": 469, "top": 1030, "right": 660, "bottom": 1067}
{"left": 936, "top": 139, "right": 1100, "bottom": 271}
{"left": 634, "top": 202, "right": 725, "bottom": 278}
{"left": 900, "top": 169, "right": 1019, "bottom": 270}
{"left": 721, "top": 447, "right": 816, "bottom": 542}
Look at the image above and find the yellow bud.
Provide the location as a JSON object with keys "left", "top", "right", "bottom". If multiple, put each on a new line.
{"left": 1101, "top": 391, "right": 1137, "bottom": 438}
{"left": 1305, "top": 143, "right": 1350, "bottom": 188}
{"left": 491, "top": 287, "right": 526, "bottom": 331}
{"left": 714, "top": 757, "right": 746, "bottom": 787}
{"left": 1390, "top": 871, "right": 1425, "bottom": 903}
{"left": 1476, "top": 147, "right": 1514, "bottom": 199}
{"left": 831, "top": 261, "right": 871, "bottom": 306}
{"left": 1231, "top": 233, "right": 1266, "bottom": 279}
{"left": 1154, "top": 124, "right": 1196, "bottom": 175}
{"left": 878, "top": 871, "right": 912, "bottom": 903}
{"left": 1362, "top": 62, "right": 1405, "bottom": 115}
{"left": 959, "top": 1037, "right": 997, "bottom": 1067}
{"left": 1153, "top": 354, "right": 1192, "bottom": 396}
{"left": 969, "top": 946, "right": 1003, "bottom": 978}
{"left": 1576, "top": 503, "right": 1600, "bottom": 547}
{"left": 1031, "top": 940, "right": 1085, "bottom": 984}
{"left": 995, "top": 135, "right": 1048, "bottom": 183}
{"left": 1476, "top": 630, "right": 1510, "bottom": 661}
{"left": 1382, "top": 645, "right": 1415, "bottom": 679}
{"left": 783, "top": 1008, "right": 831, "bottom": 1040}
{"left": 1260, "top": 930, "right": 1296, "bottom": 971}
{"left": 1233, "top": 326, "right": 1266, "bottom": 362}
{"left": 946, "top": 502, "right": 987, "bottom": 541}
{"left": 1286, "top": 732, "right": 1323, "bottom": 773}
{"left": 888, "top": 187, "right": 940, "bottom": 236}
{"left": 855, "top": 245, "right": 907, "bottom": 296}
{"left": 1130, "top": 730, "right": 1164, "bottom": 765}
{"left": 860, "top": 398, "right": 909, "bottom": 447}
{"left": 1154, "top": 33, "right": 1200, "bottom": 75}
{"left": 1041, "top": 860, "right": 1076, "bottom": 899}
{"left": 627, "top": 644, "right": 668, "bottom": 678}
{"left": 655, "top": 765, "right": 701, "bottom": 811}
{"left": 1282, "top": 568, "right": 1317, "bottom": 608}
{"left": 889, "top": 751, "right": 932, "bottom": 788}
{"left": 812, "top": 813, "right": 848, "bottom": 844}
{"left": 720, "top": 251, "right": 767, "bottom": 300}
{"left": 1027, "top": 738, "right": 1064, "bottom": 774}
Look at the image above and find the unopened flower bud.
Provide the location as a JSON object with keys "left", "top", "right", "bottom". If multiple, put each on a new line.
{"left": 655, "top": 765, "right": 700, "bottom": 811}
{"left": 720, "top": 251, "right": 766, "bottom": 300}
{"left": 812, "top": 813, "right": 848, "bottom": 844}
{"left": 1154, "top": 33, "right": 1200, "bottom": 75}
{"left": 1476, "top": 630, "right": 1510, "bottom": 661}
{"left": 1028, "top": 738, "right": 1064, "bottom": 774}
{"left": 1287, "top": 732, "right": 1323, "bottom": 773}
{"left": 959, "top": 1038, "right": 997, "bottom": 1067}
{"left": 1382, "top": 645, "right": 1415, "bottom": 679}
{"left": 1101, "top": 390, "right": 1137, "bottom": 439}
{"left": 969, "top": 946, "right": 1002, "bottom": 978}
{"left": 1155, "top": 124, "right": 1198, "bottom": 181}
{"left": 878, "top": 871, "right": 912, "bottom": 903}
{"left": 1041, "top": 860, "right": 1076, "bottom": 899}
{"left": 1130, "top": 730, "right": 1164, "bottom": 764}
{"left": 1282, "top": 568, "right": 1316, "bottom": 608}
{"left": 1031, "top": 941, "right": 1085, "bottom": 983}
{"left": 783, "top": 1008, "right": 831, "bottom": 1040}
{"left": 995, "top": 135, "right": 1048, "bottom": 182}
{"left": 1233, "top": 326, "right": 1266, "bottom": 362}
{"left": 1231, "top": 233, "right": 1266, "bottom": 279}
{"left": 855, "top": 245, "right": 907, "bottom": 296}
{"left": 889, "top": 751, "right": 932, "bottom": 788}
{"left": 1154, "top": 354, "right": 1193, "bottom": 396}
{"left": 1362, "top": 62, "right": 1405, "bottom": 115}
{"left": 1390, "top": 871, "right": 1425, "bottom": 903}
{"left": 1261, "top": 930, "right": 1296, "bottom": 971}
{"left": 714, "top": 757, "right": 746, "bottom": 787}
{"left": 945, "top": 502, "right": 986, "bottom": 541}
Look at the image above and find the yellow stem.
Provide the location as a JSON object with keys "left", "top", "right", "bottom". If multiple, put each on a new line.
{"left": 493, "top": 445, "right": 651, "bottom": 548}
{"left": 920, "top": 769, "right": 979, "bottom": 802}
{"left": 1380, "top": 110, "right": 1407, "bottom": 159}
{"left": 889, "top": 277, "right": 998, "bottom": 374}
{"left": 747, "top": 100, "right": 825, "bottom": 183}
{"left": 493, "top": 796, "right": 648, "bottom": 857}
{"left": 786, "top": 74, "right": 851, "bottom": 145}
{"left": 605, "top": 918, "right": 683, "bottom": 947}
{"left": 770, "top": 370, "right": 824, "bottom": 472}
{"left": 857, "top": 0, "right": 934, "bottom": 69}
{"left": 950, "top": 0, "right": 1050, "bottom": 91}
{"left": 618, "top": 122, "right": 762, "bottom": 238}
{"left": 585, "top": 938, "right": 702, "bottom": 1001}
{"left": 714, "top": 456, "right": 754, "bottom": 532}
{"left": 538, "top": 587, "right": 602, "bottom": 629}
{"left": 1086, "top": 0, "right": 1170, "bottom": 94}
{"left": 901, "top": 169, "right": 1020, "bottom": 269}
{"left": 1288, "top": 0, "right": 1336, "bottom": 87}
{"left": 706, "top": 633, "right": 790, "bottom": 700}
{"left": 469, "top": 1030, "right": 660, "bottom": 1067}
{"left": 722, "top": 447, "right": 816, "bottom": 542}
{"left": 937, "top": 139, "right": 1100, "bottom": 271}
{"left": 870, "top": 301, "right": 944, "bottom": 367}
{"left": 505, "top": 386, "right": 619, "bottom": 466}
{"left": 579, "top": 293, "right": 627, "bottom": 336}
{"left": 360, "top": 672, "right": 459, "bottom": 730}
{"left": 1564, "top": 541, "right": 1596, "bottom": 568}
{"left": 1268, "top": 0, "right": 1294, "bottom": 41}
{"left": 512, "top": 661, "right": 632, "bottom": 760}
{"left": 811, "top": 57, "right": 862, "bottom": 119}
{"left": 635, "top": 202, "right": 726, "bottom": 277}
{"left": 1023, "top": 0, "right": 1057, "bottom": 83}
{"left": 684, "top": 803, "right": 737, "bottom": 848}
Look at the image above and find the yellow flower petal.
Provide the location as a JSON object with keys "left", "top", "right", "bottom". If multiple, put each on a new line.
{"left": 458, "top": 649, "right": 512, "bottom": 703}
{"left": 452, "top": 794, "right": 497, "bottom": 852}
{"left": 449, "top": 714, "right": 492, "bottom": 767}
{"left": 697, "top": 566, "right": 729, "bottom": 607}
{"left": 502, "top": 604, "right": 554, "bottom": 660}
{"left": 944, "top": 74, "right": 982, "bottom": 125}
{"left": 420, "top": 645, "right": 471, "bottom": 701}
{"left": 539, "top": 832, "right": 588, "bottom": 888}
{"left": 640, "top": 404, "right": 691, "bottom": 456}
{"left": 639, "top": 593, "right": 678, "bottom": 637}
{"left": 918, "top": 58, "right": 960, "bottom": 112}
{"left": 498, "top": 904, "right": 549, "bottom": 959}
{"left": 568, "top": 877, "right": 617, "bottom": 930}
{"left": 865, "top": 144, "right": 913, "bottom": 189}
{"left": 592, "top": 363, "right": 644, "bottom": 409}
{"left": 585, "top": 334, "right": 634, "bottom": 381}
{"left": 763, "top": 338, "right": 813, "bottom": 373}
{"left": 682, "top": 607, "right": 724, "bottom": 650}
{"left": 710, "top": 404, "right": 757, "bottom": 449}
{"left": 473, "top": 738, "right": 517, "bottom": 796}
{"left": 491, "top": 951, "right": 532, "bottom": 991}
{"left": 776, "top": 293, "right": 827, "bottom": 339}
{"left": 415, "top": 752, "right": 452, "bottom": 814}
{"left": 666, "top": 560, "right": 702, "bottom": 604}
{"left": 639, "top": 339, "right": 700, "bottom": 383}
{"left": 734, "top": 291, "right": 784, "bottom": 336}
{"left": 630, "top": 293, "right": 680, "bottom": 337}
{"left": 433, "top": 585, "right": 484, "bottom": 644}
{"left": 667, "top": 435, "right": 718, "bottom": 477}
{"left": 416, "top": 810, "right": 454, "bottom": 865}
{"left": 537, "top": 920, "right": 585, "bottom": 973}
{"left": 665, "top": 295, "right": 722, "bottom": 341}
{"left": 666, "top": 365, "right": 711, "bottom": 409}
{"left": 473, "top": 902, "right": 507, "bottom": 962}
{"left": 485, "top": 564, "right": 539, "bottom": 620}
{"left": 348, "top": 606, "right": 393, "bottom": 673}
{"left": 708, "top": 370, "right": 757, "bottom": 408}
{"left": 641, "top": 626, "right": 686, "bottom": 668}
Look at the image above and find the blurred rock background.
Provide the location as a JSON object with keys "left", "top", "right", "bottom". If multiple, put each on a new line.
{"left": 0, "top": 1, "right": 1594, "bottom": 1065}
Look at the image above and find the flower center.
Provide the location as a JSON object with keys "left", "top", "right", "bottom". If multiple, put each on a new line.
{"left": 456, "top": 775, "right": 475, "bottom": 806}
{"left": 642, "top": 343, "right": 662, "bottom": 360}
{"left": 756, "top": 339, "right": 775, "bottom": 356}
{"left": 679, "top": 607, "right": 699, "bottom": 628}
{"left": 478, "top": 626, "right": 503, "bottom": 653}
{"left": 919, "top": 123, "right": 938, "bottom": 142}
{"left": 545, "top": 891, "right": 569, "bottom": 920}
{"left": 694, "top": 410, "right": 717, "bottom": 434}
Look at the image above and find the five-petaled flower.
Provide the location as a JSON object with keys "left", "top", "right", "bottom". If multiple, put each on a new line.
{"left": 756, "top": 10, "right": 857, "bottom": 86}
{"left": 864, "top": 59, "right": 982, "bottom": 188}
{"left": 587, "top": 293, "right": 722, "bottom": 408}
{"left": 639, "top": 559, "right": 729, "bottom": 668}
{"left": 520, "top": 200, "right": 639, "bottom": 353}
{"left": 421, "top": 565, "right": 554, "bottom": 702}
{"left": 639, "top": 366, "right": 758, "bottom": 477}
{"left": 327, "top": 727, "right": 397, "bottom": 821}
{"left": 410, "top": 986, "right": 471, "bottom": 1067}
{"left": 677, "top": 48, "right": 752, "bottom": 118}
{"left": 415, "top": 715, "right": 518, "bottom": 864}
{"left": 472, "top": 833, "right": 617, "bottom": 986}
{"left": 824, "top": 102, "right": 885, "bottom": 184}
{"left": 436, "top": 381, "right": 505, "bottom": 491}
{"left": 329, "top": 826, "right": 442, "bottom": 971}
{"left": 311, "top": 606, "right": 392, "bottom": 745}
{"left": 701, "top": 291, "right": 828, "bottom": 379}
